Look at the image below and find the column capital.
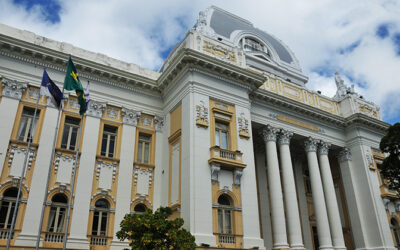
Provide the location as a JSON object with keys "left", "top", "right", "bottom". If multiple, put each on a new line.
{"left": 338, "top": 148, "right": 352, "bottom": 162}
{"left": 262, "top": 125, "right": 279, "bottom": 142}
{"left": 1, "top": 77, "right": 27, "bottom": 100}
{"left": 318, "top": 141, "right": 331, "bottom": 155}
{"left": 87, "top": 100, "right": 106, "bottom": 118}
{"left": 210, "top": 164, "right": 220, "bottom": 183}
{"left": 278, "top": 129, "right": 293, "bottom": 145}
{"left": 122, "top": 107, "right": 141, "bottom": 126}
{"left": 304, "top": 137, "right": 319, "bottom": 152}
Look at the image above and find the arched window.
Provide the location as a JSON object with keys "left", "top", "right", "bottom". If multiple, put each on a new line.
{"left": 47, "top": 194, "right": 68, "bottom": 233}
{"left": 133, "top": 203, "right": 147, "bottom": 214}
{"left": 0, "top": 188, "right": 18, "bottom": 229}
{"left": 218, "top": 194, "right": 233, "bottom": 234}
{"left": 92, "top": 199, "right": 110, "bottom": 236}
{"left": 391, "top": 218, "right": 400, "bottom": 247}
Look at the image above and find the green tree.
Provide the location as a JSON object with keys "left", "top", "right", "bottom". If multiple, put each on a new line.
{"left": 116, "top": 206, "right": 196, "bottom": 250}
{"left": 379, "top": 123, "right": 400, "bottom": 193}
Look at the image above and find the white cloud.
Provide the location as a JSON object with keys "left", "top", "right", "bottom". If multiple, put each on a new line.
{"left": 0, "top": 0, "right": 399, "bottom": 123}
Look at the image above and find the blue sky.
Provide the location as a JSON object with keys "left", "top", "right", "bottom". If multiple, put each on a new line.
{"left": 1, "top": 0, "right": 400, "bottom": 125}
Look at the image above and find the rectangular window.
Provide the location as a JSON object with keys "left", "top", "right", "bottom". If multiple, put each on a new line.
{"left": 61, "top": 117, "right": 80, "bottom": 150}
{"left": 17, "top": 107, "right": 40, "bottom": 142}
{"left": 137, "top": 133, "right": 151, "bottom": 164}
{"left": 100, "top": 125, "right": 117, "bottom": 158}
{"left": 215, "top": 122, "right": 229, "bottom": 150}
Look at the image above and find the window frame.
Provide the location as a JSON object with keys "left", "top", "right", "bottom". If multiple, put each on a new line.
{"left": 100, "top": 125, "right": 118, "bottom": 158}
{"left": 47, "top": 194, "right": 68, "bottom": 233}
{"left": 215, "top": 121, "right": 230, "bottom": 150}
{"left": 217, "top": 194, "right": 233, "bottom": 235}
{"left": 0, "top": 188, "right": 18, "bottom": 229}
{"left": 60, "top": 116, "right": 81, "bottom": 151}
{"left": 91, "top": 199, "right": 110, "bottom": 237}
{"left": 17, "top": 107, "right": 40, "bottom": 143}
{"left": 136, "top": 133, "right": 152, "bottom": 164}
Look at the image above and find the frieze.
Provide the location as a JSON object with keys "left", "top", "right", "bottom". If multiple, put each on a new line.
{"left": 203, "top": 41, "right": 236, "bottom": 63}
{"left": 106, "top": 106, "right": 121, "bottom": 120}
{"left": 1, "top": 77, "right": 27, "bottom": 99}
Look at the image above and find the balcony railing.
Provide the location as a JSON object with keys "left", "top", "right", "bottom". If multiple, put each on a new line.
{"left": 90, "top": 235, "right": 109, "bottom": 246}
{"left": 44, "top": 232, "right": 64, "bottom": 243}
{"left": 219, "top": 234, "right": 236, "bottom": 244}
{"left": 0, "top": 229, "right": 13, "bottom": 240}
{"left": 208, "top": 146, "right": 246, "bottom": 169}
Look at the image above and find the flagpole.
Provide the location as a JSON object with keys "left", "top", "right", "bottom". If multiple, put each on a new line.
{"left": 62, "top": 113, "right": 84, "bottom": 250}
{"left": 6, "top": 89, "right": 41, "bottom": 250}
{"left": 35, "top": 85, "right": 65, "bottom": 250}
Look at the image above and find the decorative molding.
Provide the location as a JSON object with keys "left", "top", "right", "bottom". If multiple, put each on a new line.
{"left": 121, "top": 108, "right": 140, "bottom": 126}
{"left": 261, "top": 125, "right": 278, "bottom": 142}
{"left": 318, "top": 141, "right": 330, "bottom": 155}
{"left": 131, "top": 196, "right": 153, "bottom": 208}
{"left": 278, "top": 129, "right": 293, "bottom": 145}
{"left": 210, "top": 164, "right": 220, "bottom": 183}
{"left": 67, "top": 97, "right": 80, "bottom": 111}
{"left": 27, "top": 87, "right": 40, "bottom": 100}
{"left": 238, "top": 113, "right": 250, "bottom": 139}
{"left": 106, "top": 107, "right": 120, "bottom": 120}
{"left": 96, "top": 160, "right": 118, "bottom": 182}
{"left": 338, "top": 148, "right": 352, "bottom": 163}
{"left": 54, "top": 153, "right": 75, "bottom": 174}
{"left": 196, "top": 100, "right": 209, "bottom": 128}
{"left": 304, "top": 137, "right": 318, "bottom": 153}
{"left": 1, "top": 77, "right": 27, "bottom": 99}
{"left": 86, "top": 100, "right": 106, "bottom": 118}
{"left": 233, "top": 169, "right": 243, "bottom": 186}
{"left": 47, "top": 184, "right": 71, "bottom": 196}
{"left": 277, "top": 115, "right": 318, "bottom": 132}
{"left": 365, "top": 148, "right": 375, "bottom": 169}
{"left": 133, "top": 166, "right": 153, "bottom": 187}
{"left": 8, "top": 145, "right": 36, "bottom": 170}
{"left": 0, "top": 179, "right": 29, "bottom": 193}
{"left": 91, "top": 190, "right": 116, "bottom": 204}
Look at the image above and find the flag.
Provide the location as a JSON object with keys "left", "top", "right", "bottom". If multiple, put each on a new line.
{"left": 85, "top": 82, "right": 90, "bottom": 110}
{"left": 40, "top": 70, "right": 63, "bottom": 108}
{"left": 64, "top": 56, "right": 86, "bottom": 115}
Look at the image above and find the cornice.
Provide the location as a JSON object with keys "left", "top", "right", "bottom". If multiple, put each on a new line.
{"left": 157, "top": 48, "right": 266, "bottom": 93}
{"left": 0, "top": 34, "right": 160, "bottom": 96}
{"left": 251, "top": 88, "right": 390, "bottom": 133}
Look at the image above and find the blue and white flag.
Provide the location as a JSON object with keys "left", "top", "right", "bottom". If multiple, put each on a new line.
{"left": 40, "top": 70, "right": 63, "bottom": 108}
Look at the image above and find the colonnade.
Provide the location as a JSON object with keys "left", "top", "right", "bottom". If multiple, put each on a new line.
{"left": 262, "top": 125, "right": 347, "bottom": 250}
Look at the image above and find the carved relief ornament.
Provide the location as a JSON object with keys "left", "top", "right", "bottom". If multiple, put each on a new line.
{"left": 122, "top": 108, "right": 141, "bottom": 126}
{"left": 86, "top": 100, "right": 106, "bottom": 118}
{"left": 278, "top": 129, "right": 293, "bottom": 145}
{"left": 338, "top": 148, "right": 352, "bottom": 162}
{"left": 238, "top": 113, "right": 250, "bottom": 139}
{"left": 262, "top": 125, "right": 279, "bottom": 142}
{"left": 318, "top": 141, "right": 331, "bottom": 155}
{"left": 1, "top": 77, "right": 27, "bottom": 99}
{"left": 304, "top": 137, "right": 319, "bottom": 152}
{"left": 196, "top": 100, "right": 209, "bottom": 128}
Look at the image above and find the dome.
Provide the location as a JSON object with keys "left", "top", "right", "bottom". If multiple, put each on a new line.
{"left": 195, "top": 6, "right": 304, "bottom": 77}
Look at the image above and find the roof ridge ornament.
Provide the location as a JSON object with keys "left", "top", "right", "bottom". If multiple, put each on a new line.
{"left": 193, "top": 7, "right": 215, "bottom": 38}
{"left": 333, "top": 71, "right": 358, "bottom": 100}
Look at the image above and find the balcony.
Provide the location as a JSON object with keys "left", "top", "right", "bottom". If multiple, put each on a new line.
{"left": 208, "top": 146, "right": 246, "bottom": 169}
{"left": 90, "top": 235, "right": 111, "bottom": 246}
{"left": 44, "top": 232, "right": 64, "bottom": 243}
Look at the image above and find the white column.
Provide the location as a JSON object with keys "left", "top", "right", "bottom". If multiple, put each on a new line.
{"left": 318, "top": 141, "right": 346, "bottom": 250}
{"left": 262, "top": 125, "right": 289, "bottom": 249}
{"left": 278, "top": 130, "right": 304, "bottom": 249}
{"left": 67, "top": 102, "right": 104, "bottom": 249}
{"left": 110, "top": 108, "right": 138, "bottom": 250}
{"left": 15, "top": 105, "right": 59, "bottom": 246}
{"left": 0, "top": 79, "right": 26, "bottom": 175}
{"left": 304, "top": 137, "right": 333, "bottom": 250}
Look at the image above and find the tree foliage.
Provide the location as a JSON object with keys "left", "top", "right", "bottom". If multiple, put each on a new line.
{"left": 379, "top": 123, "right": 400, "bottom": 193}
{"left": 116, "top": 206, "right": 196, "bottom": 250}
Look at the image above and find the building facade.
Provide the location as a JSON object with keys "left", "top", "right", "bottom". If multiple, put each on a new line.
{"left": 0, "top": 6, "right": 397, "bottom": 250}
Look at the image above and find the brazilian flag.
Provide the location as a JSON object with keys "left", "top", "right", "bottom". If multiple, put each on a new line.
{"left": 64, "top": 56, "right": 87, "bottom": 115}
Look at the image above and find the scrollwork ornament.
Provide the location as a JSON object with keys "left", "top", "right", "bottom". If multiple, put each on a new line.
{"left": 210, "top": 164, "right": 220, "bottom": 183}
{"left": 155, "top": 116, "right": 164, "bottom": 131}
{"left": 86, "top": 100, "right": 106, "bottom": 118}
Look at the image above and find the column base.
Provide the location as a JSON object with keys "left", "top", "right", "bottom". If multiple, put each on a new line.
{"left": 273, "top": 243, "right": 290, "bottom": 249}
{"left": 355, "top": 248, "right": 397, "bottom": 250}
{"left": 14, "top": 233, "right": 42, "bottom": 247}
{"left": 243, "top": 236, "right": 266, "bottom": 249}
{"left": 110, "top": 240, "right": 130, "bottom": 250}
{"left": 290, "top": 244, "right": 305, "bottom": 249}
{"left": 333, "top": 246, "right": 346, "bottom": 250}
{"left": 66, "top": 237, "right": 90, "bottom": 249}
{"left": 319, "top": 245, "right": 334, "bottom": 250}
{"left": 193, "top": 233, "right": 217, "bottom": 247}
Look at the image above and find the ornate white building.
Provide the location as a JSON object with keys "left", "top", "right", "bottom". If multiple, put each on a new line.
{"left": 0, "top": 6, "right": 397, "bottom": 250}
